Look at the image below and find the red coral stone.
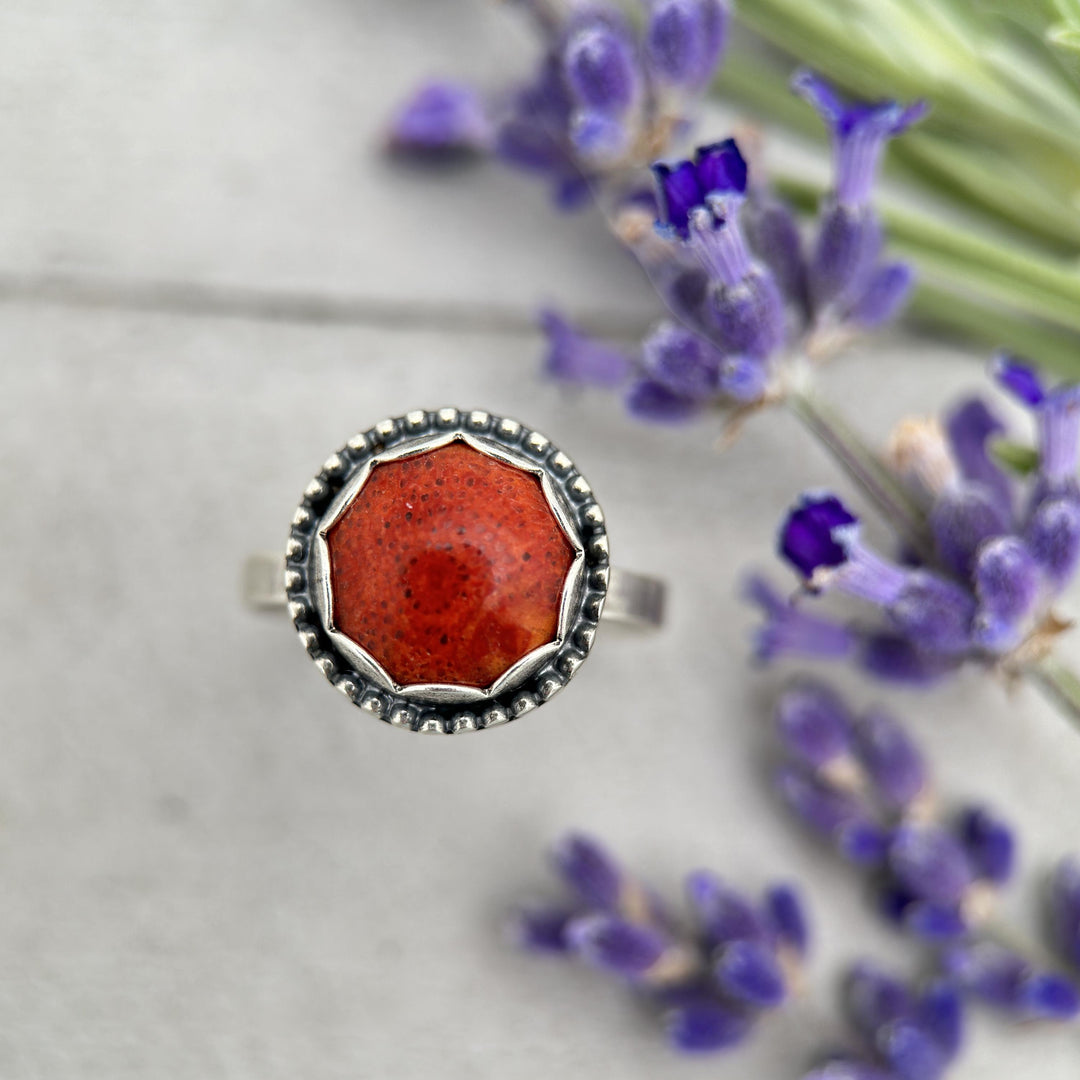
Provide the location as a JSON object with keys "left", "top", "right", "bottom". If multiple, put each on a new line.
{"left": 326, "top": 441, "right": 576, "bottom": 689}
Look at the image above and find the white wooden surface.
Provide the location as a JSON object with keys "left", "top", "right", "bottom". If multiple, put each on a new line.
{"left": 1, "top": 3, "right": 1078, "bottom": 1078}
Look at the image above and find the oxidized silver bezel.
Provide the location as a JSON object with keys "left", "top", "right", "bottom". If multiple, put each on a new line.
{"left": 284, "top": 408, "right": 610, "bottom": 734}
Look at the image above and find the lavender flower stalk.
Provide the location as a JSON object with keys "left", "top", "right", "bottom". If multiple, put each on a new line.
{"left": 772, "top": 680, "right": 1080, "bottom": 1023}
{"left": 748, "top": 358, "right": 1080, "bottom": 723}
{"left": 511, "top": 832, "right": 810, "bottom": 1054}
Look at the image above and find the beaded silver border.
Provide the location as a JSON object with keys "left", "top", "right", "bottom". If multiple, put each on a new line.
{"left": 284, "top": 407, "right": 610, "bottom": 734}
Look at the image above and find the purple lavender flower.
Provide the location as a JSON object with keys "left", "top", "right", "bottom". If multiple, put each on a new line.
{"left": 775, "top": 678, "right": 855, "bottom": 770}
{"left": 516, "top": 832, "right": 809, "bottom": 1055}
{"left": 1049, "top": 856, "right": 1080, "bottom": 970}
{"left": 540, "top": 309, "right": 632, "bottom": 387}
{"left": 644, "top": 0, "right": 729, "bottom": 92}
{"left": 387, "top": 81, "right": 494, "bottom": 157}
{"left": 806, "top": 964, "right": 964, "bottom": 1080}
{"left": 744, "top": 576, "right": 856, "bottom": 664}
{"left": 956, "top": 807, "right": 1015, "bottom": 886}
{"left": 758, "top": 357, "right": 1080, "bottom": 683}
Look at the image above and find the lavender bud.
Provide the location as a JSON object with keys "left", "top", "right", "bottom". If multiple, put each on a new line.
{"left": 956, "top": 806, "right": 1015, "bottom": 886}
{"left": 645, "top": 0, "right": 728, "bottom": 91}
{"left": 714, "top": 939, "right": 787, "bottom": 1009}
{"left": 888, "top": 825, "right": 973, "bottom": 908}
{"left": 1037, "top": 386, "right": 1080, "bottom": 489}
{"left": 626, "top": 378, "right": 699, "bottom": 423}
{"left": 992, "top": 354, "right": 1045, "bottom": 406}
{"left": 877, "top": 1020, "right": 948, "bottom": 1080}
{"left": 929, "top": 486, "right": 1008, "bottom": 579}
{"left": 1049, "top": 856, "right": 1080, "bottom": 969}
{"left": 701, "top": 267, "right": 786, "bottom": 359}
{"left": 743, "top": 191, "right": 809, "bottom": 314}
{"left": 941, "top": 941, "right": 1027, "bottom": 1009}
{"left": 512, "top": 907, "right": 576, "bottom": 952}
{"left": 810, "top": 200, "right": 882, "bottom": 313}
{"left": 853, "top": 706, "right": 927, "bottom": 809}
{"left": 902, "top": 901, "right": 967, "bottom": 942}
{"left": 717, "top": 354, "right": 770, "bottom": 403}
{"left": 388, "top": 81, "right": 493, "bottom": 157}
{"left": 540, "top": 309, "right": 632, "bottom": 387}
{"left": 775, "top": 679, "right": 855, "bottom": 769}
{"left": 563, "top": 22, "right": 639, "bottom": 116}
{"left": 551, "top": 833, "right": 623, "bottom": 911}
{"left": 971, "top": 536, "right": 1040, "bottom": 651}
{"left": 1018, "top": 972, "right": 1080, "bottom": 1021}
{"left": 745, "top": 575, "right": 856, "bottom": 664}
{"left": 944, "top": 398, "right": 1011, "bottom": 517}
{"left": 859, "top": 632, "right": 958, "bottom": 686}
{"left": 838, "top": 820, "right": 892, "bottom": 867}
{"left": 641, "top": 322, "right": 720, "bottom": 399}
{"left": 569, "top": 109, "right": 629, "bottom": 160}
{"left": 846, "top": 262, "right": 915, "bottom": 329}
{"left": 775, "top": 763, "right": 872, "bottom": 840}
{"left": 663, "top": 995, "right": 754, "bottom": 1053}
{"left": 686, "top": 870, "right": 768, "bottom": 947}
{"left": 1026, "top": 495, "right": 1080, "bottom": 589}
{"left": 566, "top": 914, "right": 668, "bottom": 980}
{"left": 764, "top": 883, "right": 810, "bottom": 958}
{"left": 916, "top": 979, "right": 964, "bottom": 1059}
{"left": 887, "top": 572, "right": 975, "bottom": 656}
{"left": 845, "top": 962, "right": 913, "bottom": 1036}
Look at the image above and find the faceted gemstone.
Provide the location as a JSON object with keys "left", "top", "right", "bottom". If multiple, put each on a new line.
{"left": 326, "top": 441, "right": 575, "bottom": 689}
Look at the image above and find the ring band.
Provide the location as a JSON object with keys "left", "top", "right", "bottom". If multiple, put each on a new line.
{"left": 245, "top": 407, "right": 666, "bottom": 734}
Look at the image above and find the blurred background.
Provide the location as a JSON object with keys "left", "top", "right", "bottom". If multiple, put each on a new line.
{"left": 2, "top": 3, "right": 1079, "bottom": 1077}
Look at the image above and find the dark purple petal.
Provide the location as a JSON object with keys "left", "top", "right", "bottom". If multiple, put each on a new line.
{"left": 1026, "top": 495, "right": 1080, "bottom": 589}
{"left": 551, "top": 833, "right": 623, "bottom": 910}
{"left": 714, "top": 939, "right": 787, "bottom": 1009}
{"left": 745, "top": 575, "right": 856, "bottom": 664}
{"left": 512, "top": 906, "right": 577, "bottom": 952}
{"left": 858, "top": 632, "right": 958, "bottom": 686}
{"left": 916, "top": 980, "right": 964, "bottom": 1059}
{"left": 764, "top": 883, "right": 810, "bottom": 958}
{"left": 928, "top": 486, "right": 1008, "bottom": 579}
{"left": 775, "top": 763, "right": 871, "bottom": 840}
{"left": 701, "top": 268, "right": 786, "bottom": 358}
{"left": 566, "top": 914, "right": 667, "bottom": 979}
{"left": 1017, "top": 972, "right": 1080, "bottom": 1021}
{"left": 663, "top": 996, "right": 754, "bottom": 1053}
{"left": 853, "top": 707, "right": 927, "bottom": 809}
{"left": 563, "top": 23, "right": 639, "bottom": 115}
{"left": 810, "top": 201, "right": 883, "bottom": 311}
{"left": 775, "top": 679, "right": 854, "bottom": 768}
{"left": 888, "top": 825, "right": 973, "bottom": 908}
{"left": 1049, "top": 855, "right": 1080, "bottom": 969}
{"left": 641, "top": 322, "right": 721, "bottom": 400}
{"left": 645, "top": 0, "right": 728, "bottom": 90}
{"left": 845, "top": 962, "right": 914, "bottom": 1036}
{"left": 888, "top": 572, "right": 975, "bottom": 656}
{"left": 846, "top": 261, "right": 915, "bottom": 328}
{"left": 686, "top": 870, "right": 768, "bottom": 948}
{"left": 540, "top": 309, "right": 632, "bottom": 387}
{"left": 653, "top": 160, "right": 704, "bottom": 237}
{"left": 956, "top": 806, "right": 1015, "bottom": 886}
{"left": 695, "top": 138, "right": 748, "bottom": 197}
{"left": 944, "top": 397, "right": 1012, "bottom": 517}
{"left": 877, "top": 1019, "right": 948, "bottom": 1080}
{"left": 387, "top": 81, "right": 493, "bottom": 157}
{"left": 991, "top": 354, "right": 1045, "bottom": 406}
{"left": 779, "top": 493, "right": 859, "bottom": 579}
{"left": 626, "top": 378, "right": 700, "bottom": 422}
{"left": 791, "top": 70, "right": 846, "bottom": 127}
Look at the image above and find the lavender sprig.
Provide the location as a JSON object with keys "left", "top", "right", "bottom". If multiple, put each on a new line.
{"left": 511, "top": 832, "right": 810, "bottom": 1054}
{"left": 772, "top": 680, "right": 1080, "bottom": 1024}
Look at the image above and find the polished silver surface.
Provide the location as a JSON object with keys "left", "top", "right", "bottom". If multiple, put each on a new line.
{"left": 258, "top": 407, "right": 664, "bottom": 733}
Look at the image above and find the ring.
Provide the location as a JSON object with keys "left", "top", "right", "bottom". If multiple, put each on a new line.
{"left": 243, "top": 407, "right": 666, "bottom": 734}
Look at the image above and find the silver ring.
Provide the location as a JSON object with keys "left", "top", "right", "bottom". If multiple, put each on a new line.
{"left": 244, "top": 407, "right": 666, "bottom": 734}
